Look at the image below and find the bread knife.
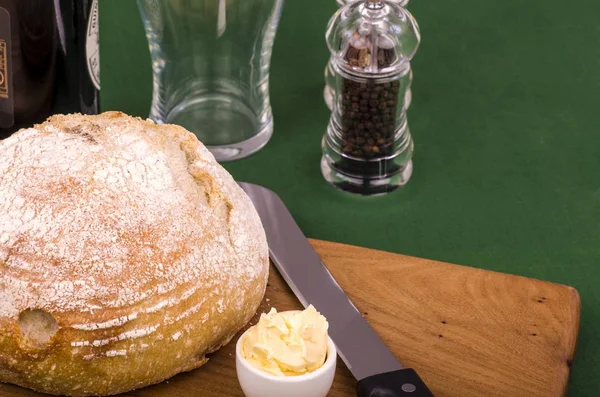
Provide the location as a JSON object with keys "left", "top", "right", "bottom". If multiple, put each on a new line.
{"left": 238, "top": 182, "right": 435, "bottom": 397}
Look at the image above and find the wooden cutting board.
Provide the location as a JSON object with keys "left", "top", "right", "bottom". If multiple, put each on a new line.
{"left": 0, "top": 239, "right": 580, "bottom": 397}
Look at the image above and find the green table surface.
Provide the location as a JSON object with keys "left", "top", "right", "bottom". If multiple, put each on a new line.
{"left": 100, "top": 0, "right": 600, "bottom": 395}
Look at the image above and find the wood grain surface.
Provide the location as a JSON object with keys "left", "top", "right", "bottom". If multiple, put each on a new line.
{"left": 0, "top": 239, "right": 580, "bottom": 397}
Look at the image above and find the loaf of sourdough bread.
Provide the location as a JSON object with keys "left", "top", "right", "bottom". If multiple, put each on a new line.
{"left": 0, "top": 112, "right": 269, "bottom": 396}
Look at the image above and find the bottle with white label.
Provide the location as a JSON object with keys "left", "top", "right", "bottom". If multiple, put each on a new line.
{"left": 0, "top": 0, "right": 100, "bottom": 139}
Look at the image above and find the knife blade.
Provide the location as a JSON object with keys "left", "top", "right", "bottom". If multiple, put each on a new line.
{"left": 238, "top": 182, "right": 435, "bottom": 397}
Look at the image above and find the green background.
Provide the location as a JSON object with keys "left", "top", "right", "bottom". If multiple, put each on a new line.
{"left": 100, "top": 0, "right": 600, "bottom": 395}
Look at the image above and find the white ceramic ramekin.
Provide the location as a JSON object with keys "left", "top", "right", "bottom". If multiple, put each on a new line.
{"left": 235, "top": 333, "right": 337, "bottom": 397}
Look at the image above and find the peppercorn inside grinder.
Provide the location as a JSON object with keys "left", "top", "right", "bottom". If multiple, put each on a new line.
{"left": 323, "top": 0, "right": 410, "bottom": 111}
{"left": 321, "top": 0, "right": 420, "bottom": 195}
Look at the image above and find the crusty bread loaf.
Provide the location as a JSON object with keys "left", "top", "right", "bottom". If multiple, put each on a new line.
{"left": 0, "top": 112, "right": 269, "bottom": 396}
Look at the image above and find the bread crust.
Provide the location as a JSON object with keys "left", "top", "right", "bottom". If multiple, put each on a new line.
{"left": 0, "top": 112, "right": 269, "bottom": 395}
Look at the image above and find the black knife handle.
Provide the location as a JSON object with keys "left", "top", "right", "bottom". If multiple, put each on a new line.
{"left": 356, "top": 368, "right": 435, "bottom": 397}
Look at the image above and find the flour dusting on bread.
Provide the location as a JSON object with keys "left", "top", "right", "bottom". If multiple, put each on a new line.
{"left": 0, "top": 112, "right": 269, "bottom": 396}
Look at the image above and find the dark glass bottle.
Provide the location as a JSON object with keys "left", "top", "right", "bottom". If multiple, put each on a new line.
{"left": 0, "top": 0, "right": 99, "bottom": 139}
{"left": 54, "top": 0, "right": 100, "bottom": 117}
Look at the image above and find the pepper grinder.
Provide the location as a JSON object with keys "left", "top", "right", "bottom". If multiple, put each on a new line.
{"left": 321, "top": 0, "right": 420, "bottom": 195}
{"left": 324, "top": 0, "right": 411, "bottom": 111}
